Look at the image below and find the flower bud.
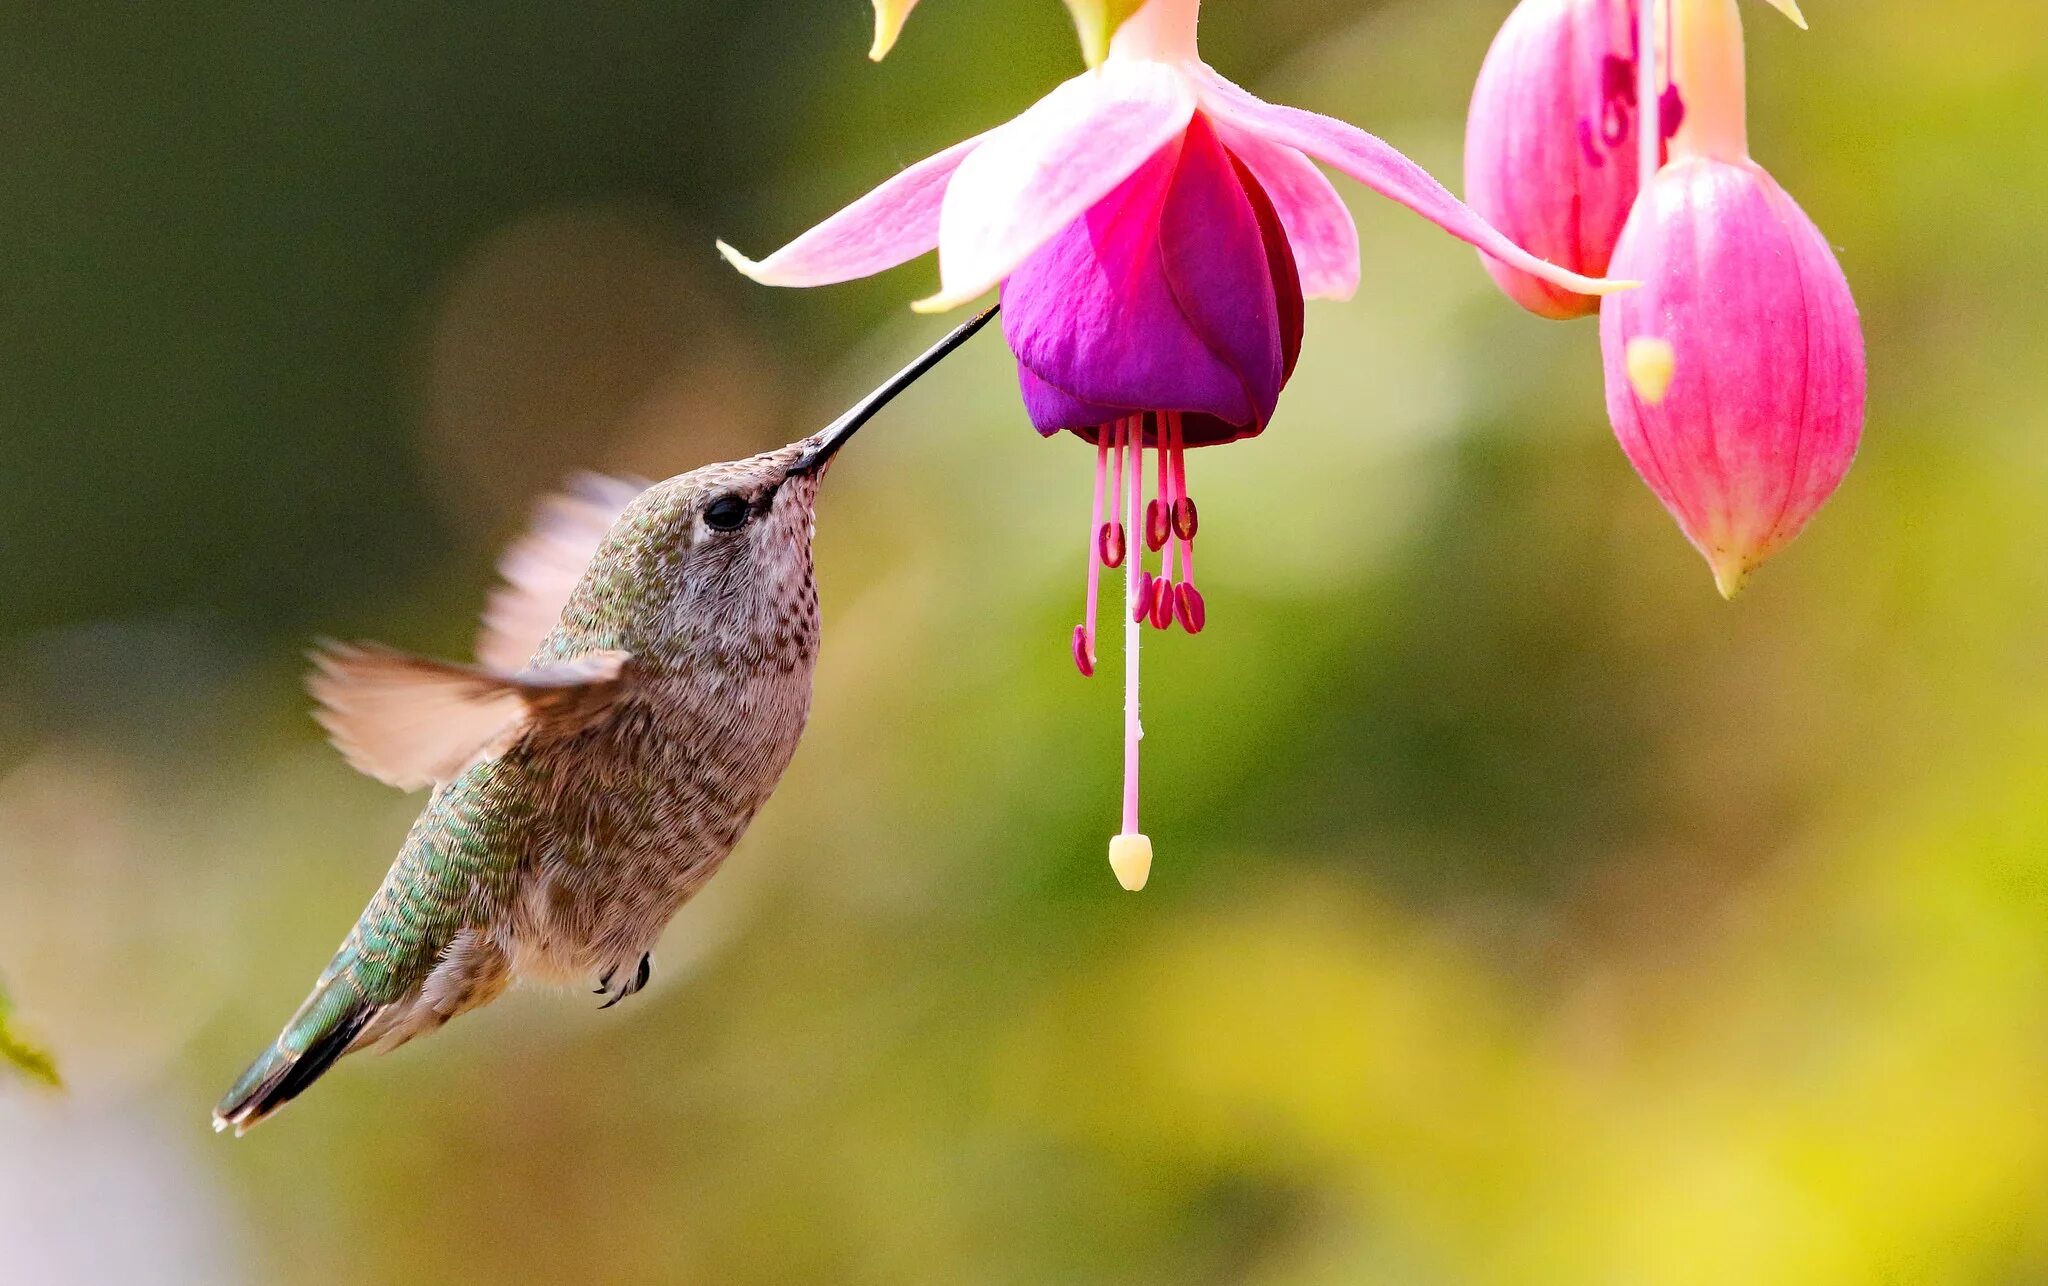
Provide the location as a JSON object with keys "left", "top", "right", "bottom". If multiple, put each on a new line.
{"left": 1599, "top": 157, "right": 1865, "bottom": 597}
{"left": 1465, "top": 0, "right": 1657, "bottom": 319}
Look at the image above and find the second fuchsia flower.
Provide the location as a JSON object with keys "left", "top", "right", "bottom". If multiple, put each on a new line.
{"left": 1467, "top": 0, "right": 1862, "bottom": 597}
{"left": 1600, "top": 0, "right": 1861, "bottom": 598}
{"left": 722, "top": 0, "right": 1626, "bottom": 889}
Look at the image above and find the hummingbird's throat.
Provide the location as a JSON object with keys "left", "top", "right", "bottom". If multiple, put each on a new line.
{"left": 1070, "top": 411, "right": 1206, "bottom": 892}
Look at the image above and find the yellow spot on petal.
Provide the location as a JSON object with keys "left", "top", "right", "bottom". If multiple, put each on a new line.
{"left": 1758, "top": 0, "right": 1808, "bottom": 30}
{"left": 1109, "top": 833, "right": 1152, "bottom": 892}
{"left": 870, "top": 0, "right": 920, "bottom": 60}
{"left": 1626, "top": 337, "right": 1678, "bottom": 405}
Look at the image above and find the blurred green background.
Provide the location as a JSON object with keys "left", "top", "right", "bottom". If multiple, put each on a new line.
{"left": 4, "top": 1, "right": 2045, "bottom": 1282}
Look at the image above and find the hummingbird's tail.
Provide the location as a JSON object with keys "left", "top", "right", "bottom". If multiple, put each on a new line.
{"left": 212, "top": 972, "right": 374, "bottom": 1137}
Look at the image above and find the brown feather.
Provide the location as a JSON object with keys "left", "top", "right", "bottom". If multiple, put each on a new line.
{"left": 309, "top": 643, "right": 632, "bottom": 791}
{"left": 477, "top": 472, "right": 647, "bottom": 672}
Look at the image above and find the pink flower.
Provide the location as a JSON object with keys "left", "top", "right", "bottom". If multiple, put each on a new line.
{"left": 1465, "top": 0, "right": 1683, "bottom": 319}
{"left": 721, "top": 0, "right": 1628, "bottom": 888}
{"left": 1599, "top": 0, "right": 1862, "bottom": 597}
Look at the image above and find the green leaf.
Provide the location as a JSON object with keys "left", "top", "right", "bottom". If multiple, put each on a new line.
{"left": 0, "top": 976, "right": 60, "bottom": 1089}
{"left": 1063, "top": 0, "right": 1147, "bottom": 67}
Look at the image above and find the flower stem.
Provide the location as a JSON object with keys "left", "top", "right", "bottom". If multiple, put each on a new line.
{"left": 1638, "top": 0, "right": 1664, "bottom": 192}
{"left": 1668, "top": 0, "right": 1750, "bottom": 163}
{"left": 1105, "top": 0, "right": 1201, "bottom": 64}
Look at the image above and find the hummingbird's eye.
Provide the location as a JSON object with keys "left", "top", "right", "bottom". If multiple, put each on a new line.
{"left": 703, "top": 493, "right": 751, "bottom": 532}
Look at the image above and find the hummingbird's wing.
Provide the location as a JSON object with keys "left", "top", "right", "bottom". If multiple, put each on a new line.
{"left": 309, "top": 642, "right": 633, "bottom": 791}
{"left": 476, "top": 473, "right": 648, "bottom": 672}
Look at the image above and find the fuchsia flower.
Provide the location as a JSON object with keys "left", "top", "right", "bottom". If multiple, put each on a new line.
{"left": 721, "top": 0, "right": 1628, "bottom": 889}
{"left": 1596, "top": 0, "right": 1863, "bottom": 597}
{"left": 1465, "top": 0, "right": 1684, "bottom": 318}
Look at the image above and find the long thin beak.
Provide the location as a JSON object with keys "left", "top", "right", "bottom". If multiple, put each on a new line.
{"left": 786, "top": 305, "right": 999, "bottom": 477}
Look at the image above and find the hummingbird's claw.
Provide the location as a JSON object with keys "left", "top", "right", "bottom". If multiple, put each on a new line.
{"left": 595, "top": 953, "right": 652, "bottom": 1010}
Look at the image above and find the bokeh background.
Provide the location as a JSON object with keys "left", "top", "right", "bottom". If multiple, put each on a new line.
{"left": 3, "top": 1, "right": 2045, "bottom": 1282}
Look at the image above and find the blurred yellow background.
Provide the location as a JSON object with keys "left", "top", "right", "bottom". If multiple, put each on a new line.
{"left": 3, "top": 1, "right": 2045, "bottom": 1282}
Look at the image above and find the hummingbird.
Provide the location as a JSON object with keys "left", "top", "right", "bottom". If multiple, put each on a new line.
{"left": 214, "top": 308, "right": 996, "bottom": 1135}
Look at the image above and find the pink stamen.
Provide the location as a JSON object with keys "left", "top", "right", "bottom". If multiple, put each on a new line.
{"left": 1107, "top": 418, "right": 1127, "bottom": 553}
{"left": 1121, "top": 418, "right": 1144, "bottom": 837}
{"left": 1171, "top": 409, "right": 1187, "bottom": 585}
{"left": 1132, "top": 569, "right": 1155, "bottom": 623}
{"left": 1168, "top": 426, "right": 1184, "bottom": 631}
{"left": 1147, "top": 439, "right": 1171, "bottom": 551}
{"left": 1075, "top": 433, "right": 1111, "bottom": 678}
{"left": 1174, "top": 583, "right": 1206, "bottom": 633}
{"left": 1169, "top": 415, "right": 1199, "bottom": 598}
{"left": 1156, "top": 427, "right": 1179, "bottom": 634}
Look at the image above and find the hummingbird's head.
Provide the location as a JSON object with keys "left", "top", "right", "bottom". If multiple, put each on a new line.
{"left": 601, "top": 442, "right": 826, "bottom": 666}
{"left": 561, "top": 308, "right": 999, "bottom": 666}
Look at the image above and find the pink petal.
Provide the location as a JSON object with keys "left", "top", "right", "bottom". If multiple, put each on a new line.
{"left": 1004, "top": 131, "right": 1262, "bottom": 433}
{"left": 914, "top": 61, "right": 1198, "bottom": 313}
{"left": 1211, "top": 120, "right": 1360, "bottom": 302}
{"left": 716, "top": 133, "right": 986, "bottom": 288}
{"left": 1156, "top": 115, "right": 1286, "bottom": 424}
{"left": 1191, "top": 64, "right": 1629, "bottom": 299}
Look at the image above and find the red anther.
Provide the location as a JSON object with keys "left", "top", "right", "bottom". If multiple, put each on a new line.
{"left": 1172, "top": 496, "right": 1198, "bottom": 541}
{"left": 1071, "top": 625, "right": 1095, "bottom": 678}
{"left": 1148, "top": 578, "right": 1174, "bottom": 630}
{"left": 1175, "top": 583, "right": 1207, "bottom": 634}
{"left": 1097, "top": 522, "right": 1126, "bottom": 569}
{"left": 1131, "top": 571, "right": 1154, "bottom": 623}
{"left": 1601, "top": 54, "right": 1634, "bottom": 108}
{"left": 1660, "top": 84, "right": 1687, "bottom": 141}
{"left": 1145, "top": 498, "right": 1170, "bottom": 552}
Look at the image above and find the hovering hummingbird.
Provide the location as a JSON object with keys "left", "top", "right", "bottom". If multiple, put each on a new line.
{"left": 214, "top": 308, "right": 995, "bottom": 1135}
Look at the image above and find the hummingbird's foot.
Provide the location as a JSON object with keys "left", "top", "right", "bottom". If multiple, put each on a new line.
{"left": 596, "top": 953, "right": 652, "bottom": 1009}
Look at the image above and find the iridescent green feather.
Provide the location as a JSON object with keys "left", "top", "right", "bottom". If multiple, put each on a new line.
{"left": 321, "top": 754, "right": 543, "bottom": 1016}
{"left": 217, "top": 754, "right": 547, "bottom": 1127}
